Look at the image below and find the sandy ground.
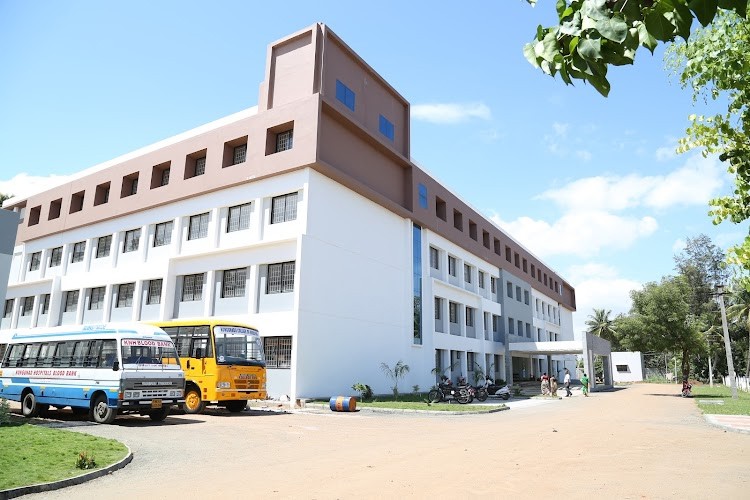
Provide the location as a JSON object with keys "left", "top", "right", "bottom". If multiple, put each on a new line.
{"left": 12, "top": 383, "right": 750, "bottom": 499}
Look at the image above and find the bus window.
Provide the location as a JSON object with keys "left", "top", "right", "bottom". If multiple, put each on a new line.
{"left": 98, "top": 340, "right": 117, "bottom": 368}
{"left": 7, "top": 344, "right": 25, "bottom": 367}
{"left": 53, "top": 341, "right": 75, "bottom": 367}
{"left": 72, "top": 341, "right": 91, "bottom": 367}
{"left": 85, "top": 340, "right": 103, "bottom": 367}
{"left": 35, "top": 343, "right": 54, "bottom": 367}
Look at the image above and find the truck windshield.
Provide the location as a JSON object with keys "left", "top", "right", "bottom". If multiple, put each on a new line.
{"left": 214, "top": 326, "right": 265, "bottom": 367}
{"left": 121, "top": 338, "right": 181, "bottom": 367}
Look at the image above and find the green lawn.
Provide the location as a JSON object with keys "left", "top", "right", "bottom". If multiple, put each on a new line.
{"left": 692, "top": 385, "right": 750, "bottom": 416}
{"left": 330, "top": 393, "right": 506, "bottom": 412}
{"left": 0, "top": 423, "right": 129, "bottom": 491}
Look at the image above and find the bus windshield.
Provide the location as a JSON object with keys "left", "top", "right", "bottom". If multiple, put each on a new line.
{"left": 214, "top": 326, "right": 265, "bottom": 367}
{"left": 121, "top": 338, "right": 181, "bottom": 368}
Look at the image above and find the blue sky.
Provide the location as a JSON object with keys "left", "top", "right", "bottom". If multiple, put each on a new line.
{"left": 0, "top": 1, "right": 741, "bottom": 334}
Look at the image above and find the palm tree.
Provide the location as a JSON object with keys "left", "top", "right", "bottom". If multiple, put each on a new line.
{"left": 585, "top": 308, "right": 618, "bottom": 345}
{"left": 726, "top": 286, "right": 750, "bottom": 377}
{"left": 380, "top": 360, "right": 410, "bottom": 399}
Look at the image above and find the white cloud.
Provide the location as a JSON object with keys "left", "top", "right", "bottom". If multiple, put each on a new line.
{"left": 0, "top": 173, "right": 75, "bottom": 204}
{"left": 537, "top": 153, "right": 723, "bottom": 212}
{"left": 575, "top": 150, "right": 592, "bottom": 161}
{"left": 655, "top": 146, "right": 676, "bottom": 161}
{"left": 411, "top": 102, "right": 491, "bottom": 124}
{"left": 568, "top": 263, "right": 641, "bottom": 336}
{"left": 491, "top": 211, "right": 658, "bottom": 259}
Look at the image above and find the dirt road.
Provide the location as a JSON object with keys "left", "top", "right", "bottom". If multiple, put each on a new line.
{"left": 18, "top": 383, "right": 749, "bottom": 499}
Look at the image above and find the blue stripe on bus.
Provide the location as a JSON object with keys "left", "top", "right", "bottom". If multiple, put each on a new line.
{"left": 0, "top": 383, "right": 119, "bottom": 407}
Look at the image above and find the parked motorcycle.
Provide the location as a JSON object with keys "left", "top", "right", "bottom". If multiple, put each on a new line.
{"left": 485, "top": 378, "right": 511, "bottom": 400}
{"left": 469, "top": 385, "right": 489, "bottom": 402}
{"left": 428, "top": 381, "right": 472, "bottom": 404}
{"left": 681, "top": 380, "right": 692, "bottom": 398}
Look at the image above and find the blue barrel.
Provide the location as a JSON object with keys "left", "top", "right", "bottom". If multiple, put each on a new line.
{"left": 329, "top": 396, "right": 357, "bottom": 412}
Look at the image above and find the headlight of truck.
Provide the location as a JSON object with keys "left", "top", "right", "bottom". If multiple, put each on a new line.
{"left": 217, "top": 382, "right": 230, "bottom": 389}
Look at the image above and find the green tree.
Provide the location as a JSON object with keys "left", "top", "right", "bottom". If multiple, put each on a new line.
{"left": 379, "top": 360, "right": 410, "bottom": 399}
{"left": 666, "top": 12, "right": 750, "bottom": 268}
{"left": 0, "top": 193, "right": 12, "bottom": 206}
{"left": 673, "top": 234, "right": 728, "bottom": 313}
{"left": 585, "top": 308, "right": 621, "bottom": 349}
{"left": 726, "top": 283, "right": 750, "bottom": 376}
{"left": 524, "top": 0, "right": 748, "bottom": 96}
{"left": 624, "top": 276, "right": 705, "bottom": 380}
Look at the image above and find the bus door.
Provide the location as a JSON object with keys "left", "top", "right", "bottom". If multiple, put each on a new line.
{"left": 171, "top": 326, "right": 214, "bottom": 393}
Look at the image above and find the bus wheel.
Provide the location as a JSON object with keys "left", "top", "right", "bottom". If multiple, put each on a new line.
{"left": 183, "top": 388, "right": 205, "bottom": 414}
{"left": 21, "top": 391, "right": 40, "bottom": 418}
{"left": 91, "top": 394, "right": 117, "bottom": 424}
{"left": 225, "top": 400, "right": 247, "bottom": 413}
{"left": 148, "top": 406, "right": 171, "bottom": 422}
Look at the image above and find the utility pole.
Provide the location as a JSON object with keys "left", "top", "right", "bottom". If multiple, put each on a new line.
{"left": 716, "top": 284, "right": 738, "bottom": 400}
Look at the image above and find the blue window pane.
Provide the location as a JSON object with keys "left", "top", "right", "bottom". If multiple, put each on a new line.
{"left": 418, "top": 183, "right": 428, "bottom": 209}
{"left": 379, "top": 115, "right": 395, "bottom": 141}
{"left": 336, "top": 79, "right": 355, "bottom": 111}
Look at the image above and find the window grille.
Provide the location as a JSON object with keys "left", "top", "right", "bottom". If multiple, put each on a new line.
{"left": 464, "top": 264, "right": 471, "bottom": 283}
{"left": 116, "top": 283, "right": 135, "bottom": 308}
{"left": 96, "top": 235, "right": 112, "bottom": 258}
{"left": 49, "top": 247, "right": 62, "bottom": 267}
{"left": 188, "top": 213, "right": 209, "bottom": 240}
{"left": 448, "top": 256, "right": 456, "bottom": 276}
{"left": 21, "top": 296, "right": 34, "bottom": 316}
{"left": 64, "top": 291, "right": 79, "bottom": 313}
{"left": 123, "top": 229, "right": 140, "bottom": 253}
{"left": 154, "top": 221, "right": 173, "bottom": 247}
{"left": 449, "top": 302, "right": 458, "bottom": 323}
{"left": 89, "top": 287, "right": 105, "bottom": 310}
{"left": 71, "top": 241, "right": 86, "bottom": 263}
{"left": 478, "top": 272, "right": 485, "bottom": 289}
{"left": 263, "top": 336, "right": 292, "bottom": 368}
{"left": 3, "top": 299, "right": 13, "bottom": 318}
{"left": 227, "top": 203, "right": 251, "bottom": 232}
{"left": 195, "top": 157, "right": 206, "bottom": 176}
{"left": 130, "top": 178, "right": 138, "bottom": 195}
{"left": 276, "top": 130, "right": 293, "bottom": 152}
{"left": 466, "top": 307, "right": 474, "bottom": 327}
{"left": 491, "top": 277, "right": 497, "bottom": 294}
{"left": 233, "top": 144, "right": 247, "bottom": 165}
{"left": 434, "top": 297, "right": 441, "bottom": 320}
{"left": 270, "top": 192, "right": 298, "bottom": 224}
{"left": 266, "top": 261, "right": 295, "bottom": 294}
{"left": 429, "top": 247, "right": 439, "bottom": 269}
{"left": 222, "top": 268, "right": 247, "bottom": 298}
{"left": 161, "top": 168, "right": 170, "bottom": 186}
{"left": 40, "top": 294, "right": 50, "bottom": 314}
{"left": 516, "top": 285, "right": 522, "bottom": 301}
{"left": 147, "top": 279, "right": 162, "bottom": 305}
{"left": 182, "top": 274, "right": 204, "bottom": 301}
{"left": 29, "top": 252, "right": 41, "bottom": 271}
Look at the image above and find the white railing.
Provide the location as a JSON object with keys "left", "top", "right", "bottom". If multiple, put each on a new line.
{"left": 723, "top": 375, "right": 750, "bottom": 393}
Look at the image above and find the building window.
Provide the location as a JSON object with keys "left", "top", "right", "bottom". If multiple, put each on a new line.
{"left": 524, "top": 290, "right": 530, "bottom": 305}
{"left": 516, "top": 285, "right": 522, "bottom": 302}
{"left": 89, "top": 287, "right": 105, "bottom": 310}
{"left": 96, "top": 235, "right": 112, "bottom": 258}
{"left": 507, "top": 282, "right": 513, "bottom": 298}
{"left": 508, "top": 317, "right": 514, "bottom": 335}
{"left": 28, "top": 252, "right": 41, "bottom": 271}
{"left": 492, "top": 315, "right": 499, "bottom": 332}
{"left": 160, "top": 167, "right": 170, "bottom": 186}
{"left": 28, "top": 206, "right": 41, "bottom": 226}
{"left": 121, "top": 173, "right": 139, "bottom": 198}
{"left": 188, "top": 213, "right": 209, "bottom": 240}
{"left": 271, "top": 192, "right": 298, "bottom": 224}
{"left": 418, "top": 184, "right": 428, "bottom": 209}
{"left": 222, "top": 268, "right": 247, "bottom": 298}
{"left": 276, "top": 130, "right": 293, "bottom": 152}
{"left": 195, "top": 156, "right": 206, "bottom": 176}
{"left": 264, "top": 336, "right": 292, "bottom": 369}
{"left": 95, "top": 183, "right": 110, "bottom": 206}
{"left": 335, "top": 79, "right": 355, "bottom": 111}
{"left": 412, "top": 224, "right": 423, "bottom": 345}
{"left": 64, "top": 290, "right": 79, "bottom": 313}
{"left": 525, "top": 323, "right": 531, "bottom": 338}
{"left": 478, "top": 272, "right": 485, "bottom": 289}
{"left": 453, "top": 210, "right": 463, "bottom": 231}
{"left": 448, "top": 256, "right": 457, "bottom": 277}
{"left": 436, "top": 197, "right": 446, "bottom": 221}
{"left": 40, "top": 294, "right": 50, "bottom": 315}
{"left": 379, "top": 114, "right": 394, "bottom": 141}
{"left": 434, "top": 297, "right": 442, "bottom": 320}
{"left": 147, "top": 279, "right": 162, "bottom": 305}
{"left": 449, "top": 302, "right": 458, "bottom": 324}
{"left": 505, "top": 246, "right": 512, "bottom": 262}
{"left": 117, "top": 283, "right": 135, "bottom": 308}
{"left": 227, "top": 203, "right": 251, "bottom": 233}
{"left": 70, "top": 191, "right": 84, "bottom": 213}
{"left": 490, "top": 277, "right": 496, "bottom": 294}
{"left": 21, "top": 296, "right": 34, "bottom": 316}
{"left": 464, "top": 264, "right": 472, "bottom": 283}
{"left": 518, "top": 320, "right": 524, "bottom": 337}
{"left": 3, "top": 299, "right": 13, "bottom": 318}
{"left": 123, "top": 229, "right": 140, "bottom": 253}
{"left": 466, "top": 307, "right": 474, "bottom": 327}
{"left": 267, "top": 261, "right": 295, "bottom": 294}
{"left": 154, "top": 221, "right": 173, "bottom": 247}
{"left": 181, "top": 274, "right": 204, "bottom": 302}
{"left": 616, "top": 364, "right": 629, "bottom": 372}
{"left": 48, "top": 199, "right": 62, "bottom": 220}
{"left": 429, "top": 247, "right": 439, "bottom": 269}
{"left": 71, "top": 241, "right": 86, "bottom": 263}
{"left": 233, "top": 144, "right": 247, "bottom": 165}
{"left": 49, "top": 247, "right": 62, "bottom": 267}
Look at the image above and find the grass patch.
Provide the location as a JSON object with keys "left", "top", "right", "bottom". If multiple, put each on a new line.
{"left": 692, "top": 385, "right": 750, "bottom": 416}
{"left": 322, "top": 393, "right": 505, "bottom": 412}
{"left": 0, "top": 423, "right": 128, "bottom": 490}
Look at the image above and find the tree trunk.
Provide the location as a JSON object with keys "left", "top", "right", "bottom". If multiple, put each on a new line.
{"left": 681, "top": 350, "right": 690, "bottom": 381}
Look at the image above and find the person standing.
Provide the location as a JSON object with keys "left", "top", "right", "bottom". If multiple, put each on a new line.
{"left": 563, "top": 368, "right": 572, "bottom": 397}
{"left": 581, "top": 373, "right": 590, "bottom": 397}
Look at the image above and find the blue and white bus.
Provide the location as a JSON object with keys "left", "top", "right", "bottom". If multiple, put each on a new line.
{"left": 0, "top": 323, "right": 185, "bottom": 423}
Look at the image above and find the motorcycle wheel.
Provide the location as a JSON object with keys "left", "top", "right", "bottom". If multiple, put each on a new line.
{"left": 427, "top": 389, "right": 442, "bottom": 403}
{"left": 501, "top": 393, "right": 510, "bottom": 400}
{"left": 456, "top": 388, "right": 472, "bottom": 404}
{"left": 477, "top": 388, "right": 488, "bottom": 402}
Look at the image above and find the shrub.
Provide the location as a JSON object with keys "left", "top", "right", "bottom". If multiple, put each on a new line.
{"left": 0, "top": 398, "right": 10, "bottom": 425}
{"left": 351, "top": 383, "right": 373, "bottom": 401}
{"left": 75, "top": 451, "right": 97, "bottom": 470}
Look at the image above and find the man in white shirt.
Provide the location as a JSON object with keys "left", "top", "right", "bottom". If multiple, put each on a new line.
{"left": 564, "top": 368, "right": 572, "bottom": 397}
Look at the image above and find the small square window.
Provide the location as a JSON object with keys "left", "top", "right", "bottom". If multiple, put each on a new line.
{"left": 147, "top": 279, "right": 163, "bottom": 305}
{"left": 70, "top": 191, "right": 85, "bottom": 213}
{"left": 187, "top": 213, "right": 209, "bottom": 240}
{"left": 28, "top": 252, "right": 41, "bottom": 271}
{"left": 223, "top": 137, "right": 248, "bottom": 167}
{"left": 95, "top": 183, "right": 110, "bottom": 206}
{"left": 227, "top": 203, "right": 252, "bottom": 233}
{"left": 276, "top": 130, "right": 293, "bottom": 152}
{"left": 271, "top": 193, "right": 298, "bottom": 224}
{"left": 151, "top": 161, "right": 171, "bottom": 189}
{"left": 436, "top": 197, "right": 446, "bottom": 221}
{"left": 28, "top": 206, "right": 41, "bottom": 226}
{"left": 71, "top": 241, "right": 86, "bottom": 263}
{"left": 154, "top": 221, "right": 173, "bottom": 247}
{"left": 96, "top": 235, "right": 112, "bottom": 258}
{"left": 121, "top": 173, "right": 139, "bottom": 198}
{"left": 116, "top": 283, "right": 135, "bottom": 308}
{"left": 335, "top": 80, "right": 355, "bottom": 111}
{"left": 379, "top": 115, "right": 394, "bottom": 141}
{"left": 185, "top": 149, "right": 208, "bottom": 179}
{"left": 429, "top": 247, "right": 439, "bottom": 270}
{"left": 49, "top": 247, "right": 62, "bottom": 267}
{"left": 48, "top": 199, "right": 62, "bottom": 220}
{"left": 233, "top": 144, "right": 247, "bottom": 165}
{"left": 123, "top": 229, "right": 140, "bottom": 253}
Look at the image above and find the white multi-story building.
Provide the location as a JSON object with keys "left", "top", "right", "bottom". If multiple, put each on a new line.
{"left": 2, "top": 24, "right": 578, "bottom": 400}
